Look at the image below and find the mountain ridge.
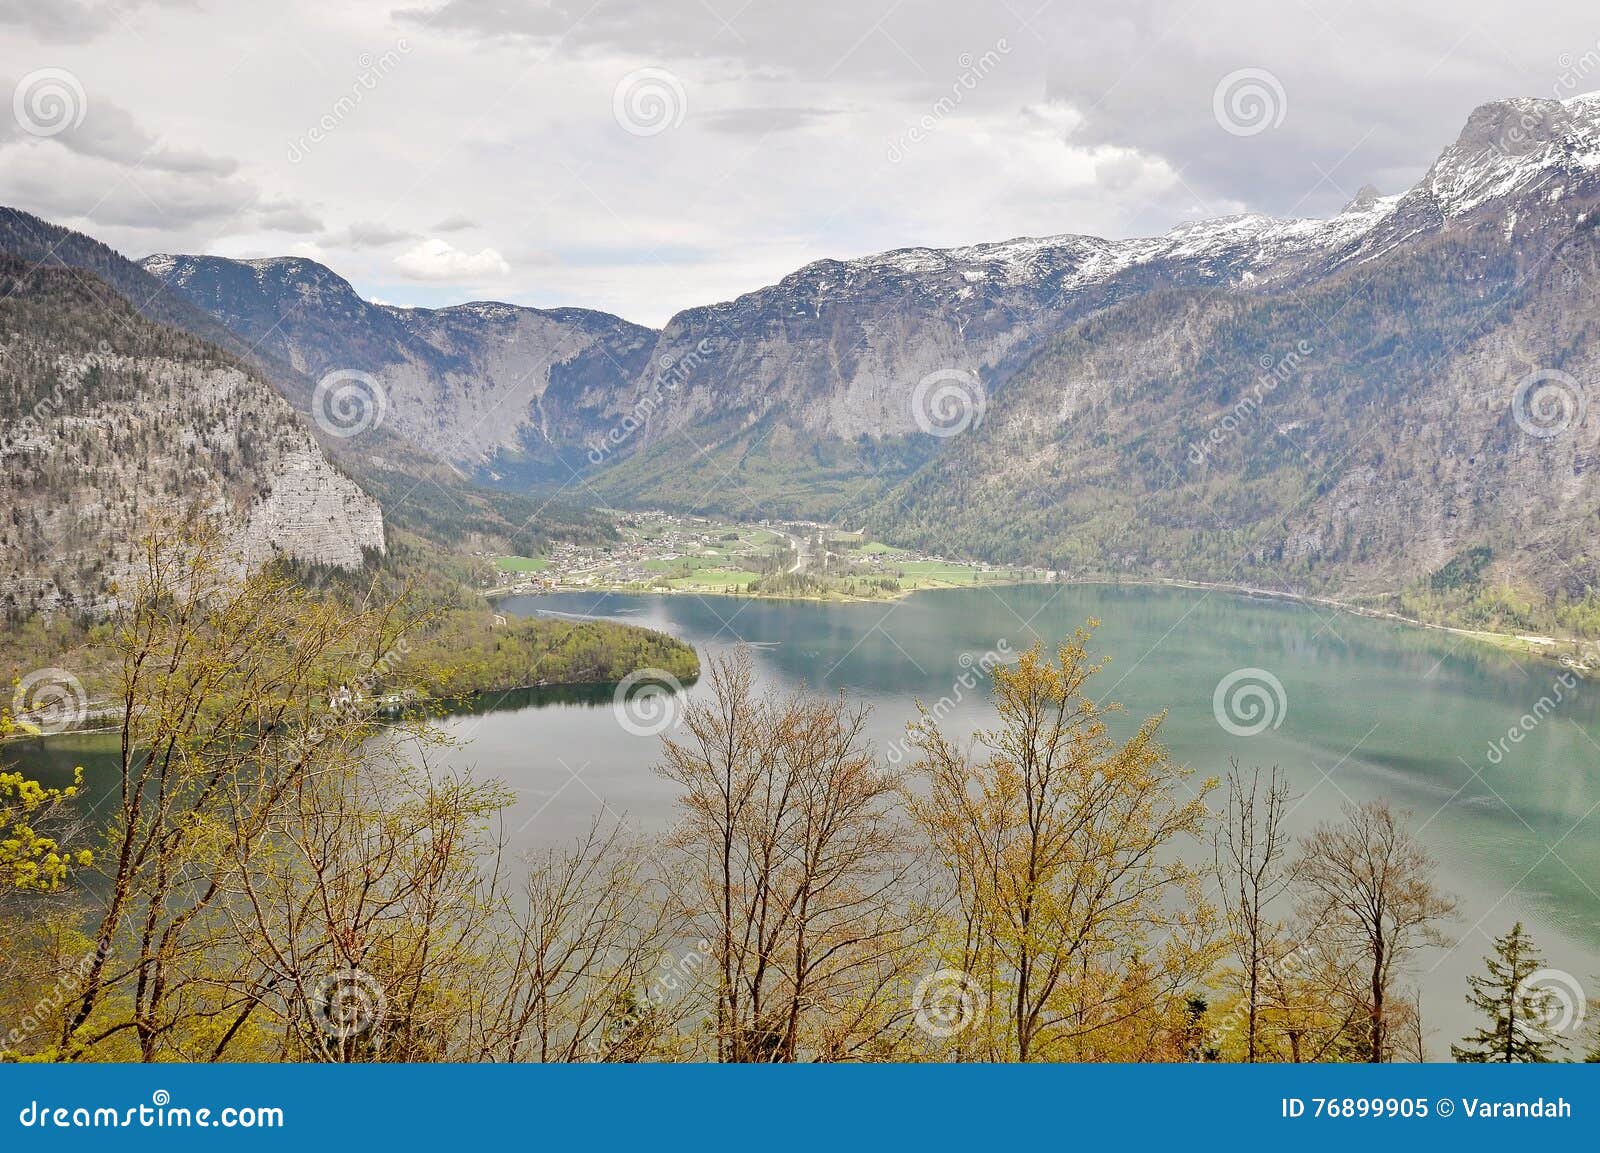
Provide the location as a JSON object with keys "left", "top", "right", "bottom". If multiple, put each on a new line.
{"left": 0, "top": 255, "right": 385, "bottom": 617}
{"left": 15, "top": 92, "right": 1600, "bottom": 628}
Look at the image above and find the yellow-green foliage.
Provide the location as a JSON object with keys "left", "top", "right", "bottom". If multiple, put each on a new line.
{"left": 1, "top": 710, "right": 92, "bottom": 894}
{"left": 405, "top": 613, "right": 699, "bottom": 698}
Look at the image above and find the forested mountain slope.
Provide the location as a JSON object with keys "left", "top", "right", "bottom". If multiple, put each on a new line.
{"left": 0, "top": 257, "right": 384, "bottom": 618}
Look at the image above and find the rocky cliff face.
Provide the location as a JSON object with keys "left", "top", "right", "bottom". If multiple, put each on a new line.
{"left": 868, "top": 96, "right": 1600, "bottom": 601}
{"left": 0, "top": 258, "right": 384, "bottom": 618}
{"left": 109, "top": 94, "right": 1600, "bottom": 603}
{"left": 139, "top": 254, "right": 657, "bottom": 479}
{"left": 241, "top": 450, "right": 387, "bottom": 572}
{"left": 618, "top": 193, "right": 1405, "bottom": 450}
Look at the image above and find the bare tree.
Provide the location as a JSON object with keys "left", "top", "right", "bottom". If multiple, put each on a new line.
{"left": 656, "top": 649, "right": 919, "bottom": 1061}
{"left": 1213, "top": 762, "right": 1294, "bottom": 1061}
{"left": 480, "top": 819, "right": 686, "bottom": 1063}
{"left": 222, "top": 751, "right": 512, "bottom": 1062}
{"left": 1295, "top": 800, "right": 1456, "bottom": 1062}
{"left": 60, "top": 521, "right": 421, "bottom": 1061}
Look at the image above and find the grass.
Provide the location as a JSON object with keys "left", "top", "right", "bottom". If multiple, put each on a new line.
{"left": 665, "top": 567, "right": 764, "bottom": 590}
{"left": 521, "top": 513, "right": 1052, "bottom": 605}
{"left": 494, "top": 555, "right": 549, "bottom": 573}
{"left": 894, "top": 561, "right": 995, "bottom": 584}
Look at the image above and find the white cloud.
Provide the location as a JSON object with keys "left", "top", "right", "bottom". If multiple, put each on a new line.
{"left": 393, "top": 237, "right": 510, "bottom": 280}
{"left": 342, "top": 220, "right": 415, "bottom": 247}
{"left": 50, "top": 96, "right": 238, "bottom": 175}
{"left": 3, "top": 0, "right": 1598, "bottom": 323}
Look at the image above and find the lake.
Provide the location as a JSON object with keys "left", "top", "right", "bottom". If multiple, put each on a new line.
{"left": 14, "top": 582, "right": 1600, "bottom": 1048}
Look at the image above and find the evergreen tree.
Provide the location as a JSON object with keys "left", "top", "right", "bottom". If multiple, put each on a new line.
{"left": 1450, "top": 923, "right": 1560, "bottom": 1063}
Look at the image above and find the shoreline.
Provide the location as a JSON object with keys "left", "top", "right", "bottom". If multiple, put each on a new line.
{"left": 497, "top": 572, "right": 1596, "bottom": 676}
{"left": 0, "top": 672, "right": 701, "bottom": 748}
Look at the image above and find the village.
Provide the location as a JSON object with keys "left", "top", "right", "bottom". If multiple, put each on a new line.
{"left": 484, "top": 510, "right": 1053, "bottom": 601}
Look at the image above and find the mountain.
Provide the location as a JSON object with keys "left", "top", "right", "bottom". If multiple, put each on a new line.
{"left": 0, "top": 255, "right": 384, "bottom": 618}
{"left": 136, "top": 186, "right": 1408, "bottom": 520}
{"left": 591, "top": 190, "right": 1407, "bottom": 516}
{"left": 0, "top": 207, "right": 316, "bottom": 387}
{"left": 81, "top": 93, "right": 1600, "bottom": 620}
{"left": 139, "top": 253, "right": 657, "bottom": 482}
{"left": 868, "top": 95, "right": 1600, "bottom": 611}
{"left": 0, "top": 209, "right": 620, "bottom": 560}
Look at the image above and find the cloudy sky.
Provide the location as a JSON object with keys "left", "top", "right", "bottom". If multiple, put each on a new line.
{"left": 3, "top": 0, "right": 1598, "bottom": 325}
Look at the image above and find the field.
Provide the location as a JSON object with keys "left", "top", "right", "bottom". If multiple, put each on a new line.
{"left": 487, "top": 511, "right": 1052, "bottom": 602}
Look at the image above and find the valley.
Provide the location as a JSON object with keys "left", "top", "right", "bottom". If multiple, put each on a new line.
{"left": 6, "top": 39, "right": 1600, "bottom": 1075}
{"left": 484, "top": 509, "right": 1051, "bottom": 601}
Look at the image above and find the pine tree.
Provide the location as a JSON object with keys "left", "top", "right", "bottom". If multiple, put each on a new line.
{"left": 1450, "top": 923, "right": 1560, "bottom": 1062}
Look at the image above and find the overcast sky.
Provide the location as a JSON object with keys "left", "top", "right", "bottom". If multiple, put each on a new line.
{"left": 3, "top": 0, "right": 1599, "bottom": 325}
